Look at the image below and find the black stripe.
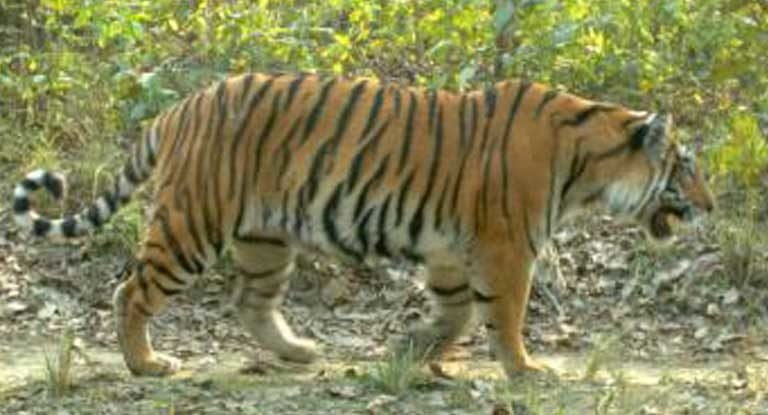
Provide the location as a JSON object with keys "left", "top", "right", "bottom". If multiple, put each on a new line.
{"left": 346, "top": 119, "right": 390, "bottom": 193}
{"left": 395, "top": 170, "right": 415, "bottom": 226}
{"left": 12, "top": 197, "right": 29, "bottom": 214}
{"left": 155, "top": 207, "right": 203, "bottom": 275}
{"left": 86, "top": 205, "right": 103, "bottom": 228}
{"left": 408, "top": 104, "right": 443, "bottom": 244}
{"left": 228, "top": 78, "right": 275, "bottom": 199}
{"left": 431, "top": 283, "right": 469, "bottom": 297}
{"left": 401, "top": 248, "right": 424, "bottom": 263}
{"left": 284, "top": 74, "right": 307, "bottom": 110}
{"left": 195, "top": 85, "right": 223, "bottom": 253}
{"left": 148, "top": 272, "right": 184, "bottom": 296}
{"left": 534, "top": 89, "right": 559, "bottom": 119}
{"left": 374, "top": 195, "right": 393, "bottom": 257}
{"left": 300, "top": 78, "right": 337, "bottom": 145}
{"left": 234, "top": 234, "right": 288, "bottom": 247}
{"left": 32, "top": 219, "right": 51, "bottom": 236}
{"left": 60, "top": 216, "right": 77, "bottom": 237}
{"left": 449, "top": 96, "right": 477, "bottom": 224}
{"left": 251, "top": 91, "right": 283, "bottom": 181}
{"left": 500, "top": 81, "right": 532, "bottom": 239}
{"left": 594, "top": 140, "right": 632, "bottom": 161}
{"left": 301, "top": 140, "right": 332, "bottom": 208}
{"left": 522, "top": 207, "right": 538, "bottom": 257}
{"left": 428, "top": 90, "right": 438, "bottom": 129}
{"left": 433, "top": 172, "right": 451, "bottom": 230}
{"left": 478, "top": 91, "right": 496, "bottom": 162}
{"left": 458, "top": 94, "right": 467, "bottom": 149}
{"left": 144, "top": 129, "right": 156, "bottom": 168}
{"left": 42, "top": 172, "right": 64, "bottom": 199}
{"left": 20, "top": 178, "right": 39, "bottom": 192}
{"left": 135, "top": 264, "right": 150, "bottom": 302}
{"left": 123, "top": 162, "right": 140, "bottom": 185}
{"left": 560, "top": 140, "right": 589, "bottom": 202}
{"left": 280, "top": 190, "right": 290, "bottom": 231}
{"left": 353, "top": 155, "right": 390, "bottom": 221}
{"left": 359, "top": 86, "right": 384, "bottom": 142}
{"left": 102, "top": 191, "right": 118, "bottom": 213}
{"left": 134, "top": 301, "right": 153, "bottom": 317}
{"left": 480, "top": 133, "right": 501, "bottom": 225}
{"left": 180, "top": 188, "right": 207, "bottom": 262}
{"left": 473, "top": 290, "right": 497, "bottom": 303}
{"left": 275, "top": 115, "right": 305, "bottom": 188}
{"left": 145, "top": 258, "right": 186, "bottom": 288}
{"left": 357, "top": 207, "right": 375, "bottom": 254}
{"left": 544, "top": 140, "right": 559, "bottom": 237}
{"left": 469, "top": 96, "right": 479, "bottom": 146}
{"left": 630, "top": 123, "right": 650, "bottom": 151}
{"left": 484, "top": 85, "right": 497, "bottom": 118}
{"left": 393, "top": 88, "right": 402, "bottom": 116}
{"left": 560, "top": 104, "right": 618, "bottom": 127}
{"left": 322, "top": 80, "right": 369, "bottom": 174}
{"left": 473, "top": 189, "right": 484, "bottom": 233}
{"left": 239, "top": 74, "right": 255, "bottom": 106}
{"left": 322, "top": 184, "right": 363, "bottom": 261}
{"left": 172, "top": 93, "right": 205, "bottom": 206}
{"left": 449, "top": 155, "right": 468, "bottom": 223}
{"left": 396, "top": 91, "right": 418, "bottom": 174}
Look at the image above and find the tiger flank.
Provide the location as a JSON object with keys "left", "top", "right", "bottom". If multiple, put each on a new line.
{"left": 13, "top": 73, "right": 715, "bottom": 378}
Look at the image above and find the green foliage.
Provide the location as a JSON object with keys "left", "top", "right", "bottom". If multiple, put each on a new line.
{"left": 708, "top": 112, "right": 768, "bottom": 188}
{"left": 1, "top": 0, "right": 766, "bottom": 242}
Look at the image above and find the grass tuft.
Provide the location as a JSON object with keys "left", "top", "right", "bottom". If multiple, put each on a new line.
{"left": 364, "top": 343, "right": 428, "bottom": 396}
{"left": 716, "top": 211, "right": 768, "bottom": 288}
{"left": 584, "top": 334, "right": 623, "bottom": 381}
{"left": 43, "top": 329, "right": 77, "bottom": 398}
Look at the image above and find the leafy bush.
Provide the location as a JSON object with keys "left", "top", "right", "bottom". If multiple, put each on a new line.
{"left": 1, "top": 0, "right": 765, "bottom": 203}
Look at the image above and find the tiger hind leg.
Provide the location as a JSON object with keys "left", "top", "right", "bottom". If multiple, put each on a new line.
{"left": 113, "top": 216, "right": 208, "bottom": 376}
{"left": 230, "top": 236, "right": 319, "bottom": 363}
{"left": 113, "top": 206, "right": 214, "bottom": 376}
{"left": 400, "top": 261, "right": 475, "bottom": 361}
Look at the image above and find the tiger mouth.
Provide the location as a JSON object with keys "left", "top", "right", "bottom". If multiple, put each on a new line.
{"left": 648, "top": 206, "right": 687, "bottom": 240}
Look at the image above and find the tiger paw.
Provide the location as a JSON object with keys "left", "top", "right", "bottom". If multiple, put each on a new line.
{"left": 503, "top": 356, "right": 554, "bottom": 378}
{"left": 126, "top": 353, "right": 182, "bottom": 377}
{"left": 275, "top": 339, "right": 320, "bottom": 364}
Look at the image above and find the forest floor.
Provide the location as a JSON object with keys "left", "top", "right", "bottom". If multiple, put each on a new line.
{"left": 1, "top": 211, "right": 768, "bottom": 415}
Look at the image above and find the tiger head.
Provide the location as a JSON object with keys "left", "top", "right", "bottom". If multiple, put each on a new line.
{"left": 614, "top": 113, "right": 715, "bottom": 241}
{"left": 559, "top": 109, "right": 715, "bottom": 242}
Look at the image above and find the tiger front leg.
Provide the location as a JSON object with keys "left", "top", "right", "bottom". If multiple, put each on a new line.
{"left": 399, "top": 262, "right": 475, "bottom": 361}
{"left": 230, "top": 238, "right": 319, "bottom": 364}
{"left": 472, "top": 244, "right": 550, "bottom": 377}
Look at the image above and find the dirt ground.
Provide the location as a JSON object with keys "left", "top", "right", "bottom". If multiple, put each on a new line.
{"left": 1, "top": 211, "right": 767, "bottom": 414}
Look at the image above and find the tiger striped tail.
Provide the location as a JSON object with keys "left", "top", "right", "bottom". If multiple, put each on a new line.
{"left": 12, "top": 126, "right": 159, "bottom": 238}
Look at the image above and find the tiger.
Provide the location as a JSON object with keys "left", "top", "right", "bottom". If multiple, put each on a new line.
{"left": 12, "top": 73, "right": 715, "bottom": 379}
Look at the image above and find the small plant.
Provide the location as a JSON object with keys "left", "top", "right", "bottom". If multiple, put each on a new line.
{"left": 43, "top": 329, "right": 76, "bottom": 398}
{"left": 584, "top": 334, "right": 623, "bottom": 381}
{"left": 364, "top": 343, "right": 427, "bottom": 396}
{"left": 715, "top": 197, "right": 768, "bottom": 288}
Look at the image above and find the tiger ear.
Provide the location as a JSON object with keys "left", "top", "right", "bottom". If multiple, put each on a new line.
{"left": 630, "top": 113, "right": 673, "bottom": 162}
